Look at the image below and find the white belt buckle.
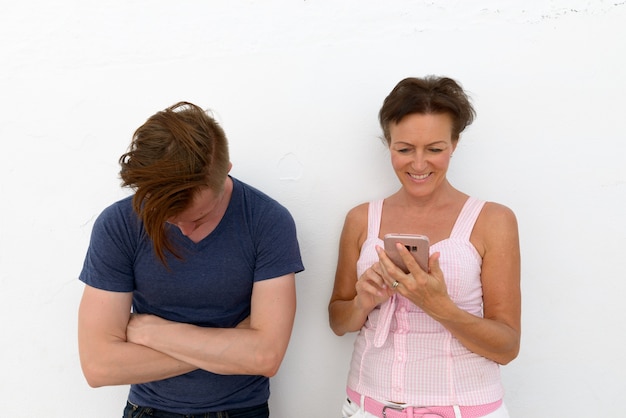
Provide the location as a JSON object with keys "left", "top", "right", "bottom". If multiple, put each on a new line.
{"left": 382, "top": 404, "right": 405, "bottom": 418}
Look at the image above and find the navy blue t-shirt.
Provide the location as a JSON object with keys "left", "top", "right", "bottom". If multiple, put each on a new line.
{"left": 79, "top": 177, "right": 304, "bottom": 414}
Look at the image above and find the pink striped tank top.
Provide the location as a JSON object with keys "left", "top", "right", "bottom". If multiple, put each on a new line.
{"left": 348, "top": 197, "right": 504, "bottom": 406}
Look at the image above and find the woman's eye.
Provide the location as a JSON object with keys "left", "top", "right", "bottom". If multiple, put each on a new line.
{"left": 428, "top": 148, "right": 443, "bottom": 153}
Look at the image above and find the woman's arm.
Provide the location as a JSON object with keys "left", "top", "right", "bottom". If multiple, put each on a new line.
{"left": 78, "top": 286, "right": 196, "bottom": 388}
{"left": 126, "top": 273, "right": 297, "bottom": 377}
{"left": 460, "top": 202, "right": 521, "bottom": 364}
{"left": 328, "top": 205, "right": 393, "bottom": 336}
{"left": 378, "top": 202, "right": 521, "bottom": 364}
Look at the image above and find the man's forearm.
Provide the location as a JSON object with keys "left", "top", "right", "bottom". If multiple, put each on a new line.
{"left": 80, "top": 338, "right": 196, "bottom": 387}
{"left": 129, "top": 318, "right": 286, "bottom": 377}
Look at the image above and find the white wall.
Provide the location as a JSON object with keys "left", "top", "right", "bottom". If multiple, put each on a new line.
{"left": 1, "top": 1, "right": 625, "bottom": 416}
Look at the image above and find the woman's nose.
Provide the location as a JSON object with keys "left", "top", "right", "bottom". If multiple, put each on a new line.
{"left": 412, "top": 153, "right": 427, "bottom": 171}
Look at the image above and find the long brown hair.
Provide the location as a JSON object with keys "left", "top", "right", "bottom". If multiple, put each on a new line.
{"left": 119, "top": 102, "right": 230, "bottom": 264}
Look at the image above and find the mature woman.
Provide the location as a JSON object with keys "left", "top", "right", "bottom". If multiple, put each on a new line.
{"left": 329, "top": 76, "right": 521, "bottom": 418}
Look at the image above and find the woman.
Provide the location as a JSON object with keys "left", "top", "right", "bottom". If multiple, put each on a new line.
{"left": 329, "top": 76, "right": 520, "bottom": 418}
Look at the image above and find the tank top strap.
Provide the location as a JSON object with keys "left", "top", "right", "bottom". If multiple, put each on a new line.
{"left": 449, "top": 196, "right": 486, "bottom": 241}
{"left": 367, "top": 199, "right": 384, "bottom": 239}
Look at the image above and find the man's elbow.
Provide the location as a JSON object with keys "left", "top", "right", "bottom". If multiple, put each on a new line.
{"left": 254, "top": 349, "right": 285, "bottom": 377}
{"left": 81, "top": 363, "right": 108, "bottom": 388}
{"left": 80, "top": 359, "right": 121, "bottom": 388}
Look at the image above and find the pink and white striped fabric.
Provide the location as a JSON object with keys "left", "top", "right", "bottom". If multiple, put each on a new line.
{"left": 348, "top": 197, "right": 504, "bottom": 407}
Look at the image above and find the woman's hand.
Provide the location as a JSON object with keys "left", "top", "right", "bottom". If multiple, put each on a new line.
{"left": 376, "top": 244, "right": 455, "bottom": 319}
{"left": 354, "top": 263, "right": 394, "bottom": 313}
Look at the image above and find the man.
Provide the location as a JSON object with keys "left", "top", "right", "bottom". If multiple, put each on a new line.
{"left": 78, "top": 102, "right": 304, "bottom": 417}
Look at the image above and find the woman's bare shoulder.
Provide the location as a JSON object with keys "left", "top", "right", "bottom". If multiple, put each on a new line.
{"left": 345, "top": 202, "right": 369, "bottom": 224}
{"left": 473, "top": 201, "right": 519, "bottom": 253}
{"left": 480, "top": 201, "right": 518, "bottom": 225}
{"left": 340, "top": 202, "right": 371, "bottom": 246}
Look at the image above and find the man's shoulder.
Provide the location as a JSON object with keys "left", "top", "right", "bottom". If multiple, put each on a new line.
{"left": 97, "top": 194, "right": 135, "bottom": 219}
{"left": 232, "top": 177, "right": 284, "bottom": 209}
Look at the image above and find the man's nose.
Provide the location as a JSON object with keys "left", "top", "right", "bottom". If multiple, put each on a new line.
{"left": 176, "top": 222, "right": 196, "bottom": 236}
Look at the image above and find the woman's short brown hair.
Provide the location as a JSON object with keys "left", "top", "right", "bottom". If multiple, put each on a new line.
{"left": 119, "top": 101, "right": 230, "bottom": 264}
{"left": 379, "top": 76, "right": 475, "bottom": 144}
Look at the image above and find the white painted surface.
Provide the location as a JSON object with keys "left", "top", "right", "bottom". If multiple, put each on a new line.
{"left": 1, "top": 1, "right": 625, "bottom": 416}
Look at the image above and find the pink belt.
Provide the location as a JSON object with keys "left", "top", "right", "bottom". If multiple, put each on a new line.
{"left": 347, "top": 387, "right": 502, "bottom": 418}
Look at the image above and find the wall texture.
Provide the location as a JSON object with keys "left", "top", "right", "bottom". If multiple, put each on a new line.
{"left": 1, "top": 1, "right": 625, "bottom": 416}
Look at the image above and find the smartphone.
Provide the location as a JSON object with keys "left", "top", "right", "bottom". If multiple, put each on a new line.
{"left": 383, "top": 233, "right": 430, "bottom": 273}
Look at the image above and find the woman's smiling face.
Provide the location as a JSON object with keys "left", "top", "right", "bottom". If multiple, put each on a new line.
{"left": 388, "top": 112, "right": 457, "bottom": 198}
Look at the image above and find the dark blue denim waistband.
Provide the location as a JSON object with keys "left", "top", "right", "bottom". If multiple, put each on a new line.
{"left": 123, "top": 400, "right": 269, "bottom": 418}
